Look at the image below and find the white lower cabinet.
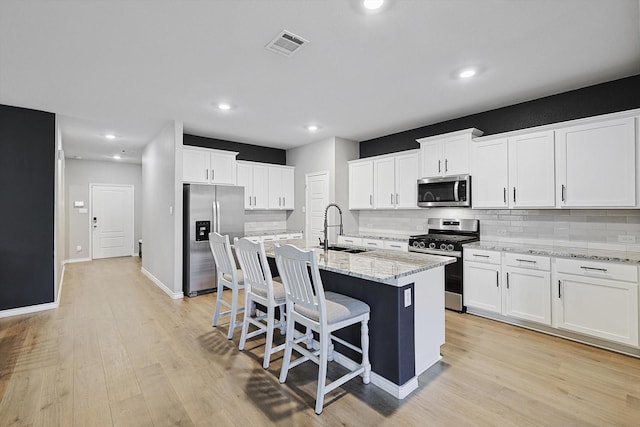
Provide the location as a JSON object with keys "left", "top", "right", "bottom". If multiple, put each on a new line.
{"left": 553, "top": 258, "right": 639, "bottom": 347}
{"left": 504, "top": 268, "right": 551, "bottom": 325}
{"left": 463, "top": 249, "right": 502, "bottom": 313}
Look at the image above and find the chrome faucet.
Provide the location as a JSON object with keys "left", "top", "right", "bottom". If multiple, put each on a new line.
{"left": 322, "top": 203, "right": 343, "bottom": 251}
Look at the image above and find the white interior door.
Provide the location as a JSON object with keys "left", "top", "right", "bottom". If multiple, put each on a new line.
{"left": 305, "top": 171, "right": 329, "bottom": 247}
{"left": 91, "top": 184, "right": 134, "bottom": 259}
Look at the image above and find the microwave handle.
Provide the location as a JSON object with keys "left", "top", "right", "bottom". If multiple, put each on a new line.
{"left": 453, "top": 180, "right": 460, "bottom": 202}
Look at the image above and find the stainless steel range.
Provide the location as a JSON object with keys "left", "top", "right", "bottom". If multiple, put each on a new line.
{"left": 409, "top": 218, "right": 479, "bottom": 312}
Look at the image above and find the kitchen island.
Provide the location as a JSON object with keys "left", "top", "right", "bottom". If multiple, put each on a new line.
{"left": 263, "top": 240, "right": 455, "bottom": 399}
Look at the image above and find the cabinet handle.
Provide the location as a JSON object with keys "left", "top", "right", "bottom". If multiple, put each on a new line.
{"left": 283, "top": 196, "right": 285, "bottom": 206}
{"left": 249, "top": 196, "right": 252, "bottom": 206}
{"left": 391, "top": 193, "right": 394, "bottom": 204}
{"left": 396, "top": 193, "right": 399, "bottom": 204}
{"left": 445, "top": 159, "right": 448, "bottom": 172}
{"left": 496, "top": 271, "right": 499, "bottom": 287}
{"left": 473, "top": 254, "right": 490, "bottom": 258}
{"left": 390, "top": 244, "right": 401, "bottom": 248}
{"left": 370, "top": 194, "right": 373, "bottom": 206}
{"left": 205, "top": 169, "right": 208, "bottom": 180}
{"left": 580, "top": 266, "right": 608, "bottom": 272}
{"left": 503, "top": 188, "right": 507, "bottom": 204}
{"left": 515, "top": 258, "right": 537, "bottom": 264}
{"left": 558, "top": 280, "right": 562, "bottom": 298}
{"left": 438, "top": 160, "right": 441, "bottom": 173}
{"left": 561, "top": 184, "right": 566, "bottom": 202}
{"left": 506, "top": 272, "right": 509, "bottom": 289}
{"left": 253, "top": 196, "right": 256, "bottom": 206}
{"left": 211, "top": 169, "right": 214, "bottom": 181}
{"left": 513, "top": 187, "right": 516, "bottom": 203}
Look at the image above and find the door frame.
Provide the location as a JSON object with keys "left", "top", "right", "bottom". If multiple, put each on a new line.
{"left": 305, "top": 170, "right": 330, "bottom": 247}
{"left": 89, "top": 183, "right": 135, "bottom": 260}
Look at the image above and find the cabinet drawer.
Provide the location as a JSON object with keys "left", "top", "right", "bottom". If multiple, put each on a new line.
{"left": 384, "top": 240, "right": 408, "bottom": 251}
{"left": 337, "top": 236, "right": 362, "bottom": 246}
{"left": 463, "top": 249, "right": 501, "bottom": 264}
{"left": 289, "top": 233, "right": 303, "bottom": 240}
{"left": 504, "top": 253, "right": 550, "bottom": 271}
{"left": 362, "top": 238, "right": 384, "bottom": 248}
{"left": 555, "top": 258, "right": 638, "bottom": 283}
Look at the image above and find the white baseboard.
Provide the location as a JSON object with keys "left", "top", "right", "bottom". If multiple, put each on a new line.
{"left": 331, "top": 351, "right": 420, "bottom": 399}
{"left": 0, "top": 301, "right": 59, "bottom": 319}
{"left": 141, "top": 267, "right": 184, "bottom": 299}
{"left": 64, "top": 257, "right": 92, "bottom": 264}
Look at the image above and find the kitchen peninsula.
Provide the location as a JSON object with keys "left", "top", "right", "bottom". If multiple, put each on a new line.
{"left": 263, "top": 240, "right": 455, "bottom": 399}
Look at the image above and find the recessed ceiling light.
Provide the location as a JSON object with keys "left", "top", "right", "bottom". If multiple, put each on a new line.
{"left": 306, "top": 124, "right": 319, "bottom": 132}
{"left": 458, "top": 68, "right": 477, "bottom": 79}
{"left": 363, "top": 0, "right": 384, "bottom": 10}
{"left": 113, "top": 155, "right": 121, "bottom": 160}
{"left": 105, "top": 133, "right": 116, "bottom": 140}
{"left": 217, "top": 102, "right": 232, "bottom": 111}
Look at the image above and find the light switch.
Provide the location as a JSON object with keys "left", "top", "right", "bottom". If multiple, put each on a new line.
{"left": 404, "top": 288, "right": 412, "bottom": 307}
{"left": 74, "top": 201, "right": 85, "bottom": 208}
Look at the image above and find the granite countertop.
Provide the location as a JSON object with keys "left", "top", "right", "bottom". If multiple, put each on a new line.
{"left": 245, "top": 229, "right": 303, "bottom": 237}
{"left": 263, "top": 239, "right": 455, "bottom": 285}
{"left": 464, "top": 241, "right": 640, "bottom": 265}
{"left": 342, "top": 232, "right": 413, "bottom": 242}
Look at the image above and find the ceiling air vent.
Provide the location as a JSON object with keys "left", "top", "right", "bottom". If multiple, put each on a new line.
{"left": 265, "top": 30, "right": 309, "bottom": 57}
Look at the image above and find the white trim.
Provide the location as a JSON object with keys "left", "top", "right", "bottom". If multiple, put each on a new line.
{"left": 64, "top": 257, "right": 92, "bottom": 264}
{"left": 331, "top": 351, "right": 422, "bottom": 399}
{"left": 0, "top": 301, "right": 58, "bottom": 319}
{"left": 141, "top": 267, "right": 184, "bottom": 299}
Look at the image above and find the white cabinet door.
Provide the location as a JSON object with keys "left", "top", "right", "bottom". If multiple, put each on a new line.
{"left": 236, "top": 162, "right": 253, "bottom": 209}
{"left": 281, "top": 167, "right": 295, "bottom": 210}
{"left": 463, "top": 262, "right": 502, "bottom": 313}
{"left": 443, "top": 135, "right": 470, "bottom": 176}
{"left": 209, "top": 151, "right": 237, "bottom": 184}
{"left": 252, "top": 164, "right": 269, "bottom": 209}
{"left": 508, "top": 131, "right": 555, "bottom": 208}
{"left": 420, "top": 141, "right": 443, "bottom": 178}
{"left": 183, "top": 148, "right": 209, "bottom": 183}
{"left": 373, "top": 157, "right": 395, "bottom": 209}
{"left": 472, "top": 138, "right": 508, "bottom": 208}
{"left": 504, "top": 267, "right": 551, "bottom": 325}
{"left": 556, "top": 117, "right": 636, "bottom": 207}
{"left": 349, "top": 160, "right": 374, "bottom": 209}
{"left": 395, "top": 151, "right": 419, "bottom": 208}
{"left": 555, "top": 274, "right": 638, "bottom": 346}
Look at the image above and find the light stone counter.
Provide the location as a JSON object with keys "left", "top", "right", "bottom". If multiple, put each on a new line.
{"left": 465, "top": 241, "right": 640, "bottom": 264}
{"left": 263, "top": 239, "right": 455, "bottom": 286}
{"left": 342, "top": 232, "right": 412, "bottom": 243}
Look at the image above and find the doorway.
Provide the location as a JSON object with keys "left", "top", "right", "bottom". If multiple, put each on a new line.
{"left": 90, "top": 184, "right": 134, "bottom": 259}
{"left": 305, "top": 171, "right": 329, "bottom": 246}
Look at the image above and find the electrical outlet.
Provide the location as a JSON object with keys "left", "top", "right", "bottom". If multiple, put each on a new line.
{"left": 404, "top": 288, "right": 412, "bottom": 307}
{"left": 496, "top": 229, "right": 507, "bottom": 236}
{"left": 618, "top": 235, "right": 636, "bottom": 244}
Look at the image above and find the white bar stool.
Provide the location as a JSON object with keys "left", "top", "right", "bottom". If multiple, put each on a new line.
{"left": 209, "top": 232, "right": 244, "bottom": 339}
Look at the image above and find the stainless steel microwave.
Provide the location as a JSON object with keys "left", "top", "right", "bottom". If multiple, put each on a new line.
{"left": 417, "top": 174, "right": 471, "bottom": 207}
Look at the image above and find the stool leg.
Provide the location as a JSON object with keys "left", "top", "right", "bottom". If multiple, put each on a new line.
{"left": 315, "top": 329, "right": 329, "bottom": 414}
{"left": 212, "top": 279, "right": 224, "bottom": 327}
{"left": 361, "top": 317, "right": 371, "bottom": 384}
{"left": 279, "top": 304, "right": 295, "bottom": 384}
{"left": 227, "top": 286, "right": 239, "bottom": 339}
{"left": 239, "top": 293, "right": 251, "bottom": 351}
{"left": 263, "top": 304, "right": 275, "bottom": 369}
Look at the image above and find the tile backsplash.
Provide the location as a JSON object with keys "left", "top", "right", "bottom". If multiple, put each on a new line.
{"left": 357, "top": 208, "right": 640, "bottom": 252}
{"left": 244, "top": 210, "right": 288, "bottom": 234}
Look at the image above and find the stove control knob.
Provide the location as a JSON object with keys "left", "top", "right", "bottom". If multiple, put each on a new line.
{"left": 447, "top": 244, "right": 454, "bottom": 251}
{"left": 418, "top": 241, "right": 426, "bottom": 248}
{"left": 440, "top": 243, "right": 447, "bottom": 250}
{"left": 428, "top": 242, "right": 436, "bottom": 249}
{"left": 412, "top": 241, "right": 420, "bottom": 247}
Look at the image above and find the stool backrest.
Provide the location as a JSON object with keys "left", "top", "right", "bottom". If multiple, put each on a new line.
{"left": 234, "top": 238, "right": 273, "bottom": 298}
{"left": 209, "top": 232, "right": 237, "bottom": 280}
{"left": 274, "top": 244, "right": 326, "bottom": 319}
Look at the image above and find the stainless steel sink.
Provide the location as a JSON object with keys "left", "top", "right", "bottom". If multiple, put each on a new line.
{"left": 325, "top": 246, "right": 367, "bottom": 254}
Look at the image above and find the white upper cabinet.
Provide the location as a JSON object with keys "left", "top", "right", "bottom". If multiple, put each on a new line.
{"left": 349, "top": 160, "right": 374, "bottom": 209}
{"left": 183, "top": 147, "right": 238, "bottom": 185}
{"left": 237, "top": 161, "right": 268, "bottom": 209}
{"left": 418, "top": 128, "right": 483, "bottom": 178}
{"left": 472, "top": 137, "right": 509, "bottom": 208}
{"left": 508, "top": 130, "right": 556, "bottom": 208}
{"left": 351, "top": 150, "right": 419, "bottom": 210}
{"left": 556, "top": 117, "right": 636, "bottom": 208}
{"left": 268, "top": 165, "right": 295, "bottom": 210}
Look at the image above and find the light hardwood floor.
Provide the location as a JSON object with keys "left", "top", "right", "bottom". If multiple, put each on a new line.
{"left": 1, "top": 256, "right": 640, "bottom": 426}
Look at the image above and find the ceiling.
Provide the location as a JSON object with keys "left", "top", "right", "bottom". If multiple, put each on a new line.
{"left": 1, "top": 0, "right": 639, "bottom": 164}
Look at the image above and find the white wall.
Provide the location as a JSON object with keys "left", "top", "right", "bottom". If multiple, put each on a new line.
{"left": 142, "top": 121, "right": 183, "bottom": 297}
{"left": 334, "top": 137, "right": 359, "bottom": 235}
{"left": 65, "top": 159, "right": 142, "bottom": 261}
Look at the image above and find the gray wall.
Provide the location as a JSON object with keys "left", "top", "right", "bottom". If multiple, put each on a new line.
{"left": 65, "top": 158, "right": 142, "bottom": 261}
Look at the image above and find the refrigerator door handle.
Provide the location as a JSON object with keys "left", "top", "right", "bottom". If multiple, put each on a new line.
{"left": 215, "top": 200, "right": 221, "bottom": 233}
{"left": 212, "top": 202, "right": 217, "bottom": 233}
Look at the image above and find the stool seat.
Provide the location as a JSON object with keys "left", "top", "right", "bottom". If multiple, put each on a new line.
{"left": 295, "top": 291, "right": 369, "bottom": 324}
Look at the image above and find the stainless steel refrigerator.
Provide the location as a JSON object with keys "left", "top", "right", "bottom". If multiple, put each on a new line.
{"left": 183, "top": 184, "right": 245, "bottom": 297}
